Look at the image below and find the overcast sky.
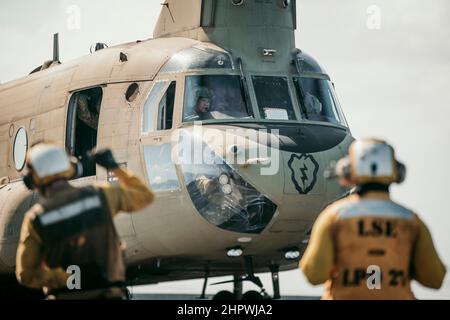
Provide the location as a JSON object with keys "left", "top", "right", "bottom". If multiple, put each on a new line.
{"left": 1, "top": 0, "right": 449, "bottom": 299}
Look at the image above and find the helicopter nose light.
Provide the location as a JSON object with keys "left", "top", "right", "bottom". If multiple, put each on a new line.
{"left": 227, "top": 247, "right": 243, "bottom": 258}
{"left": 231, "top": 0, "right": 245, "bottom": 6}
{"left": 284, "top": 249, "right": 300, "bottom": 260}
{"left": 221, "top": 184, "right": 233, "bottom": 195}
{"left": 219, "top": 174, "right": 230, "bottom": 185}
{"left": 237, "top": 237, "right": 252, "bottom": 243}
{"left": 282, "top": 0, "right": 291, "bottom": 8}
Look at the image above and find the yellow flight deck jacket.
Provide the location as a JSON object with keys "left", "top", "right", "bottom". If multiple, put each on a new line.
{"left": 300, "top": 191, "right": 446, "bottom": 300}
{"left": 15, "top": 168, "right": 154, "bottom": 292}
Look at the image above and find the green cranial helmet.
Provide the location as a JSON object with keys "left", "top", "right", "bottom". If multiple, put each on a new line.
{"left": 196, "top": 87, "right": 212, "bottom": 100}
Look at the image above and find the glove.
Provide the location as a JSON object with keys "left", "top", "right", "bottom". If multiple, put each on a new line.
{"left": 89, "top": 148, "right": 119, "bottom": 170}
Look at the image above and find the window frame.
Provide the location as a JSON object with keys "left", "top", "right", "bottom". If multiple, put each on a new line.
{"left": 157, "top": 81, "right": 177, "bottom": 131}
{"left": 12, "top": 126, "right": 28, "bottom": 172}
{"left": 292, "top": 75, "right": 348, "bottom": 127}
{"left": 163, "top": 70, "right": 349, "bottom": 131}
{"left": 182, "top": 72, "right": 255, "bottom": 124}
{"left": 251, "top": 75, "right": 300, "bottom": 122}
{"left": 65, "top": 86, "right": 104, "bottom": 178}
{"left": 143, "top": 143, "right": 181, "bottom": 193}
{"left": 141, "top": 80, "right": 170, "bottom": 135}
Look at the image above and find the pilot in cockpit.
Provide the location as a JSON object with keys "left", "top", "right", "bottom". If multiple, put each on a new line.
{"left": 186, "top": 87, "right": 214, "bottom": 121}
{"left": 304, "top": 92, "right": 327, "bottom": 122}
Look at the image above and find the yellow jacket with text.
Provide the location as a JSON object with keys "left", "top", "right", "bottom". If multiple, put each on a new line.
{"left": 300, "top": 191, "right": 446, "bottom": 300}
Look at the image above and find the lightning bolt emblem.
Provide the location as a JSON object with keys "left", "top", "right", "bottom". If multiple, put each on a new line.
{"left": 300, "top": 163, "right": 309, "bottom": 188}
{"left": 288, "top": 153, "right": 320, "bottom": 195}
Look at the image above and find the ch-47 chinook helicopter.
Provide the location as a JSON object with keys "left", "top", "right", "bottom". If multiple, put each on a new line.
{"left": 0, "top": 0, "right": 354, "bottom": 299}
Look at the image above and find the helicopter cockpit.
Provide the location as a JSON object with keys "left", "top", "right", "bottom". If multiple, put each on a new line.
{"left": 155, "top": 44, "right": 349, "bottom": 128}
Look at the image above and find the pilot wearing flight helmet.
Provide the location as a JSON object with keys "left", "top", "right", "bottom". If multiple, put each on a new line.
{"left": 303, "top": 92, "right": 328, "bottom": 122}
{"left": 186, "top": 87, "right": 213, "bottom": 121}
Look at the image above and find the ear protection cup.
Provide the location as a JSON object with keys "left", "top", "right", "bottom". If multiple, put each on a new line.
{"left": 22, "top": 172, "right": 35, "bottom": 190}
{"left": 70, "top": 156, "right": 83, "bottom": 180}
{"left": 334, "top": 156, "right": 352, "bottom": 180}
{"left": 396, "top": 161, "right": 406, "bottom": 184}
{"left": 342, "top": 161, "right": 352, "bottom": 180}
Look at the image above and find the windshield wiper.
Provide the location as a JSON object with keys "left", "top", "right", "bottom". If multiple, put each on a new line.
{"left": 292, "top": 51, "right": 309, "bottom": 119}
{"left": 237, "top": 58, "right": 253, "bottom": 118}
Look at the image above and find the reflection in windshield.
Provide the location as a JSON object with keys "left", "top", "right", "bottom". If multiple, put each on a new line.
{"left": 183, "top": 75, "right": 253, "bottom": 122}
{"left": 294, "top": 77, "right": 347, "bottom": 126}
{"left": 161, "top": 46, "right": 233, "bottom": 73}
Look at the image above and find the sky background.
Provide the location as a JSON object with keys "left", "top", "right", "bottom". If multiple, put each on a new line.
{"left": 1, "top": 0, "right": 449, "bottom": 299}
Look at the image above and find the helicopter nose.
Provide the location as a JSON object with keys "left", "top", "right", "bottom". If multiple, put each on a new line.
{"left": 175, "top": 130, "right": 279, "bottom": 234}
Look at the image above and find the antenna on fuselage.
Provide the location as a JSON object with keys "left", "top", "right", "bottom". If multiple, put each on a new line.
{"left": 53, "top": 33, "right": 60, "bottom": 63}
{"left": 29, "top": 33, "right": 61, "bottom": 74}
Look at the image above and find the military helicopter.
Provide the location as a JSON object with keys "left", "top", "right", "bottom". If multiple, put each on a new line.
{"left": 0, "top": 0, "right": 353, "bottom": 299}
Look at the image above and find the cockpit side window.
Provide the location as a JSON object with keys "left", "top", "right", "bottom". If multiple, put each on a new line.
{"left": 293, "top": 77, "right": 347, "bottom": 126}
{"left": 158, "top": 82, "right": 176, "bottom": 131}
{"left": 183, "top": 75, "right": 253, "bottom": 122}
{"left": 252, "top": 76, "right": 296, "bottom": 121}
{"left": 142, "top": 81, "right": 168, "bottom": 134}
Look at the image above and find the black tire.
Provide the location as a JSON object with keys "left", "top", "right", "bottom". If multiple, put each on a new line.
{"left": 242, "top": 290, "right": 264, "bottom": 301}
{"left": 212, "top": 290, "right": 236, "bottom": 300}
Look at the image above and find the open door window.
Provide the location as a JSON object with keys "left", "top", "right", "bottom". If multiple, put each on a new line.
{"left": 157, "top": 81, "right": 176, "bottom": 131}
{"left": 66, "top": 87, "right": 103, "bottom": 177}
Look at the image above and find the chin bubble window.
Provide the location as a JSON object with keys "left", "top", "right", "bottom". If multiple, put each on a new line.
{"left": 252, "top": 76, "right": 296, "bottom": 121}
{"left": 183, "top": 75, "right": 253, "bottom": 122}
{"left": 144, "top": 144, "right": 180, "bottom": 192}
{"left": 177, "top": 131, "right": 277, "bottom": 234}
{"left": 294, "top": 77, "right": 348, "bottom": 126}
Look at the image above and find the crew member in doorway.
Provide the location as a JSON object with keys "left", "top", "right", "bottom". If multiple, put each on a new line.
{"left": 75, "top": 88, "right": 102, "bottom": 176}
{"left": 300, "top": 138, "right": 446, "bottom": 299}
{"left": 77, "top": 91, "right": 100, "bottom": 130}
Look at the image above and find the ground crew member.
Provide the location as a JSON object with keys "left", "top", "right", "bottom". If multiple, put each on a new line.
{"left": 300, "top": 138, "right": 446, "bottom": 299}
{"left": 15, "top": 143, "right": 155, "bottom": 299}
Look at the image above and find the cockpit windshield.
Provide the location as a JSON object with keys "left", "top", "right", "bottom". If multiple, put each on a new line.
{"left": 183, "top": 75, "right": 253, "bottom": 122}
{"left": 252, "top": 76, "right": 296, "bottom": 121}
{"left": 293, "top": 77, "right": 347, "bottom": 126}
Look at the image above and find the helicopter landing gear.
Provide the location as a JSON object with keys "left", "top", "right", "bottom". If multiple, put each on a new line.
{"left": 270, "top": 264, "right": 281, "bottom": 300}
{"left": 233, "top": 274, "right": 243, "bottom": 300}
{"left": 198, "top": 267, "right": 210, "bottom": 299}
{"left": 210, "top": 256, "right": 276, "bottom": 300}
